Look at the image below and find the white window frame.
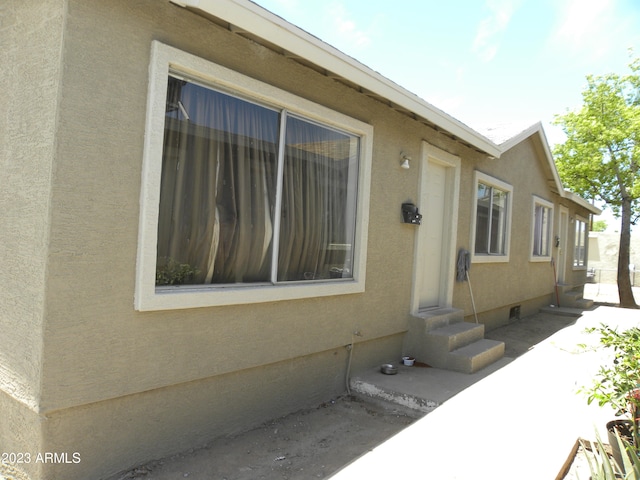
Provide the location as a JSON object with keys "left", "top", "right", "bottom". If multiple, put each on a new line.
{"left": 135, "top": 41, "right": 372, "bottom": 311}
{"left": 573, "top": 216, "right": 588, "bottom": 269}
{"left": 529, "top": 196, "right": 554, "bottom": 262}
{"left": 470, "top": 171, "right": 513, "bottom": 263}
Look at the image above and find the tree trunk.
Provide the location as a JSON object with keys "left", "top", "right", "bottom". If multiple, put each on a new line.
{"left": 618, "top": 197, "right": 638, "bottom": 308}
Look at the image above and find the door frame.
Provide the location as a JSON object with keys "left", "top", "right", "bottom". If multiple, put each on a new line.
{"left": 410, "top": 141, "right": 461, "bottom": 314}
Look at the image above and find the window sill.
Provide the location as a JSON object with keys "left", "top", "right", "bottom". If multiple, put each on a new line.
{"left": 135, "top": 279, "right": 365, "bottom": 311}
{"left": 471, "top": 254, "right": 510, "bottom": 264}
{"left": 529, "top": 255, "right": 552, "bottom": 263}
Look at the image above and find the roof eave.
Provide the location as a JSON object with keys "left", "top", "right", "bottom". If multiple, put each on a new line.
{"left": 170, "top": 0, "right": 502, "bottom": 158}
{"left": 563, "top": 191, "right": 602, "bottom": 215}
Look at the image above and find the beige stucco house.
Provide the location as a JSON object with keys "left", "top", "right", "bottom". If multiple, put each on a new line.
{"left": 1, "top": 1, "right": 599, "bottom": 478}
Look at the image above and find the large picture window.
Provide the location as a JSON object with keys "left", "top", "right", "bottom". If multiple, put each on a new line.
{"left": 157, "top": 77, "right": 359, "bottom": 286}
{"left": 531, "top": 196, "right": 554, "bottom": 261}
{"left": 471, "top": 172, "right": 512, "bottom": 262}
{"left": 136, "top": 42, "right": 372, "bottom": 310}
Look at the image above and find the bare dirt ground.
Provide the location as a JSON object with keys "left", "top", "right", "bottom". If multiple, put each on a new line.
{"left": 109, "top": 396, "right": 423, "bottom": 480}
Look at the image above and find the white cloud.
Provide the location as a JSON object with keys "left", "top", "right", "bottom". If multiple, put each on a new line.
{"left": 550, "top": 0, "right": 637, "bottom": 61}
{"left": 555, "top": 0, "right": 611, "bottom": 44}
{"left": 325, "top": 2, "right": 375, "bottom": 50}
{"left": 473, "top": 0, "right": 522, "bottom": 62}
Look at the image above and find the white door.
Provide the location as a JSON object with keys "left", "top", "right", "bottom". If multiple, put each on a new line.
{"left": 418, "top": 162, "right": 447, "bottom": 307}
{"left": 412, "top": 143, "right": 460, "bottom": 312}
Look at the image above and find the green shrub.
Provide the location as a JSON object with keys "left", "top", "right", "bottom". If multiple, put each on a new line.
{"left": 155, "top": 258, "right": 199, "bottom": 285}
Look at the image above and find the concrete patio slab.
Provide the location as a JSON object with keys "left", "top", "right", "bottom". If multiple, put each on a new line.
{"left": 332, "top": 305, "right": 640, "bottom": 480}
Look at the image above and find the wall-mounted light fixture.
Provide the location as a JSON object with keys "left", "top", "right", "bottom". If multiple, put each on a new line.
{"left": 400, "top": 152, "right": 411, "bottom": 169}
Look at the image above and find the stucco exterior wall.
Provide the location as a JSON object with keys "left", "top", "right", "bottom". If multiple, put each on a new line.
{"left": 36, "top": 333, "right": 401, "bottom": 479}
{"left": 0, "top": 0, "right": 63, "bottom": 408}
{"left": 1, "top": 1, "right": 597, "bottom": 478}
{"left": 40, "top": 0, "right": 448, "bottom": 413}
{"left": 452, "top": 136, "right": 592, "bottom": 329}
{"left": 0, "top": 2, "right": 66, "bottom": 471}
{"left": 0, "top": 1, "right": 472, "bottom": 478}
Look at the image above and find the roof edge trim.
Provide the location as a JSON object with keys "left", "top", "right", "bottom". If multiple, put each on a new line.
{"left": 170, "top": 0, "right": 502, "bottom": 157}
{"left": 564, "top": 191, "right": 602, "bottom": 215}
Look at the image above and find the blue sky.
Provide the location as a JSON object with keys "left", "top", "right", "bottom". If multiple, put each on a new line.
{"left": 251, "top": 0, "right": 640, "bottom": 148}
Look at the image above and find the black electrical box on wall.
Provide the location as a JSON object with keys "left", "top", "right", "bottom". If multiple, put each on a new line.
{"left": 401, "top": 203, "right": 422, "bottom": 225}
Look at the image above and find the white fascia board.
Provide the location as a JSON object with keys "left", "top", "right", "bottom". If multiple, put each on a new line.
{"left": 530, "top": 123, "right": 564, "bottom": 196}
{"left": 563, "top": 191, "right": 602, "bottom": 215}
{"left": 170, "top": 0, "right": 501, "bottom": 158}
{"left": 496, "top": 122, "right": 541, "bottom": 152}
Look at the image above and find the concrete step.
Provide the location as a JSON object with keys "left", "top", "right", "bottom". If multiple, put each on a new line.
{"left": 556, "top": 283, "right": 594, "bottom": 309}
{"left": 558, "top": 283, "right": 584, "bottom": 295}
{"left": 557, "top": 288, "right": 595, "bottom": 309}
{"left": 413, "top": 307, "right": 464, "bottom": 331}
{"left": 426, "top": 322, "right": 485, "bottom": 354}
{"left": 404, "top": 308, "right": 465, "bottom": 357}
{"left": 575, "top": 298, "right": 594, "bottom": 309}
{"left": 411, "top": 322, "right": 486, "bottom": 371}
{"left": 404, "top": 308, "right": 504, "bottom": 375}
{"left": 560, "top": 290, "right": 583, "bottom": 302}
{"left": 564, "top": 286, "right": 583, "bottom": 295}
{"left": 447, "top": 339, "right": 505, "bottom": 374}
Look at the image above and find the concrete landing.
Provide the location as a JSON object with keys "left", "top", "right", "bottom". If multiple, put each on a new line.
{"left": 351, "top": 356, "right": 512, "bottom": 414}
{"left": 335, "top": 306, "right": 640, "bottom": 480}
{"left": 352, "top": 310, "right": 585, "bottom": 413}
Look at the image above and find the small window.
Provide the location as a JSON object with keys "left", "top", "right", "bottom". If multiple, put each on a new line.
{"left": 574, "top": 218, "right": 587, "bottom": 268}
{"left": 530, "top": 196, "right": 554, "bottom": 261}
{"left": 471, "top": 172, "right": 512, "bottom": 263}
{"left": 135, "top": 42, "right": 373, "bottom": 311}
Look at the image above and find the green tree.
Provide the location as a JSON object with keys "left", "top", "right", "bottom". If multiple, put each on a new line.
{"left": 591, "top": 219, "right": 607, "bottom": 232}
{"left": 553, "top": 55, "right": 640, "bottom": 308}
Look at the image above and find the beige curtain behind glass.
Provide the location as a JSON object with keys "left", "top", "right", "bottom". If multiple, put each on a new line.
{"left": 156, "top": 78, "right": 278, "bottom": 285}
{"left": 278, "top": 116, "right": 356, "bottom": 281}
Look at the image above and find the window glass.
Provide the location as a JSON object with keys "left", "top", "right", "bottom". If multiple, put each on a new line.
{"left": 155, "top": 76, "right": 360, "bottom": 287}
{"left": 574, "top": 219, "right": 587, "bottom": 267}
{"left": 475, "top": 182, "right": 509, "bottom": 255}
{"left": 532, "top": 202, "right": 552, "bottom": 257}
{"left": 279, "top": 116, "right": 359, "bottom": 281}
